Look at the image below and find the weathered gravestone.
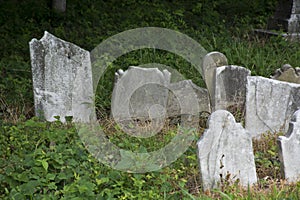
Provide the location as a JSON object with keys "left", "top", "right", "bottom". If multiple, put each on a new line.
{"left": 268, "top": 0, "right": 300, "bottom": 34}
{"left": 202, "top": 52, "right": 250, "bottom": 114}
{"left": 271, "top": 64, "right": 300, "bottom": 84}
{"left": 111, "top": 66, "right": 171, "bottom": 137}
{"left": 254, "top": 0, "right": 300, "bottom": 40}
{"left": 278, "top": 109, "right": 300, "bottom": 182}
{"left": 202, "top": 51, "right": 228, "bottom": 109}
{"left": 112, "top": 66, "right": 211, "bottom": 135}
{"left": 29, "top": 31, "right": 95, "bottom": 123}
{"left": 214, "top": 65, "right": 251, "bottom": 114}
{"left": 167, "top": 79, "right": 210, "bottom": 124}
{"left": 245, "top": 76, "right": 300, "bottom": 138}
{"left": 197, "top": 110, "right": 257, "bottom": 191}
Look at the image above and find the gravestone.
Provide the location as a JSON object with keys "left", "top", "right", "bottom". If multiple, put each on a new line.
{"left": 111, "top": 66, "right": 171, "bottom": 137}
{"left": 255, "top": 0, "right": 300, "bottom": 40}
{"left": 268, "top": 0, "right": 300, "bottom": 34}
{"left": 29, "top": 31, "right": 95, "bottom": 123}
{"left": 202, "top": 52, "right": 228, "bottom": 108}
{"left": 167, "top": 79, "right": 210, "bottom": 118}
{"left": 167, "top": 79, "right": 210, "bottom": 127}
{"left": 278, "top": 110, "right": 300, "bottom": 182}
{"left": 214, "top": 65, "right": 251, "bottom": 114}
{"left": 197, "top": 110, "right": 257, "bottom": 191}
{"left": 245, "top": 76, "right": 300, "bottom": 138}
{"left": 271, "top": 64, "right": 300, "bottom": 84}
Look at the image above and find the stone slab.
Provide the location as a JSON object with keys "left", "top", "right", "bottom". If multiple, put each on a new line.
{"left": 197, "top": 110, "right": 257, "bottom": 191}
{"left": 29, "top": 31, "right": 95, "bottom": 123}
{"left": 278, "top": 109, "right": 300, "bottom": 182}
{"left": 214, "top": 65, "right": 251, "bottom": 113}
{"left": 167, "top": 79, "right": 210, "bottom": 128}
{"left": 111, "top": 66, "right": 171, "bottom": 137}
{"left": 245, "top": 76, "right": 300, "bottom": 137}
{"left": 167, "top": 79, "right": 210, "bottom": 117}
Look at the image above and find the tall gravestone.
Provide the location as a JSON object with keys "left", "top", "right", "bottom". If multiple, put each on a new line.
{"left": 245, "top": 76, "right": 300, "bottom": 137}
{"left": 202, "top": 52, "right": 250, "bottom": 114}
{"left": 202, "top": 52, "right": 228, "bottom": 109}
{"left": 197, "top": 110, "right": 257, "bottom": 191}
{"left": 278, "top": 110, "right": 300, "bottom": 182}
{"left": 29, "top": 31, "right": 95, "bottom": 123}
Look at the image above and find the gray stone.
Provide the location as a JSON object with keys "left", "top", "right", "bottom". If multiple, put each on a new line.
{"left": 255, "top": 1, "right": 300, "bottom": 40}
{"left": 167, "top": 80, "right": 211, "bottom": 117}
{"left": 214, "top": 65, "right": 251, "bottom": 114}
{"left": 197, "top": 110, "right": 257, "bottom": 191}
{"left": 111, "top": 66, "right": 171, "bottom": 137}
{"left": 278, "top": 110, "right": 300, "bottom": 182}
{"left": 268, "top": 0, "right": 300, "bottom": 33}
{"left": 271, "top": 64, "right": 300, "bottom": 84}
{"left": 202, "top": 52, "right": 228, "bottom": 107}
{"left": 29, "top": 31, "right": 95, "bottom": 123}
{"left": 245, "top": 76, "right": 300, "bottom": 138}
{"left": 167, "top": 80, "right": 210, "bottom": 128}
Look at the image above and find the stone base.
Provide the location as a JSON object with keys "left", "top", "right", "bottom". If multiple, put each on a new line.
{"left": 254, "top": 29, "right": 300, "bottom": 41}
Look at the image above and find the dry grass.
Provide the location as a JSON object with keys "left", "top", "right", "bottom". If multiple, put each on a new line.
{"left": 0, "top": 97, "right": 34, "bottom": 124}
{"left": 98, "top": 115, "right": 299, "bottom": 199}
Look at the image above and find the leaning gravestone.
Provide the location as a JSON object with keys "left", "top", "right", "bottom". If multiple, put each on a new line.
{"left": 111, "top": 66, "right": 171, "bottom": 137}
{"left": 214, "top": 65, "right": 251, "bottom": 114}
{"left": 202, "top": 52, "right": 228, "bottom": 109}
{"left": 245, "top": 76, "right": 300, "bottom": 138}
{"left": 278, "top": 109, "right": 300, "bottom": 182}
{"left": 197, "top": 110, "right": 257, "bottom": 191}
{"left": 29, "top": 31, "right": 95, "bottom": 123}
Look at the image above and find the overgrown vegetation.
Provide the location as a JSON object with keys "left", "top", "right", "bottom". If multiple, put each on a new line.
{"left": 1, "top": 0, "right": 300, "bottom": 199}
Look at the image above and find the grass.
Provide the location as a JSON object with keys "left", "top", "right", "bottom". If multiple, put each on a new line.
{"left": 1, "top": 0, "right": 300, "bottom": 199}
{"left": 1, "top": 119, "right": 300, "bottom": 199}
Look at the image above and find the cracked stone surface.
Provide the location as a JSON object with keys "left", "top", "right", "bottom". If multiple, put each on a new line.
{"left": 278, "top": 109, "right": 300, "bottom": 182}
{"left": 245, "top": 76, "right": 300, "bottom": 137}
{"left": 29, "top": 31, "right": 95, "bottom": 123}
{"left": 197, "top": 110, "right": 257, "bottom": 191}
